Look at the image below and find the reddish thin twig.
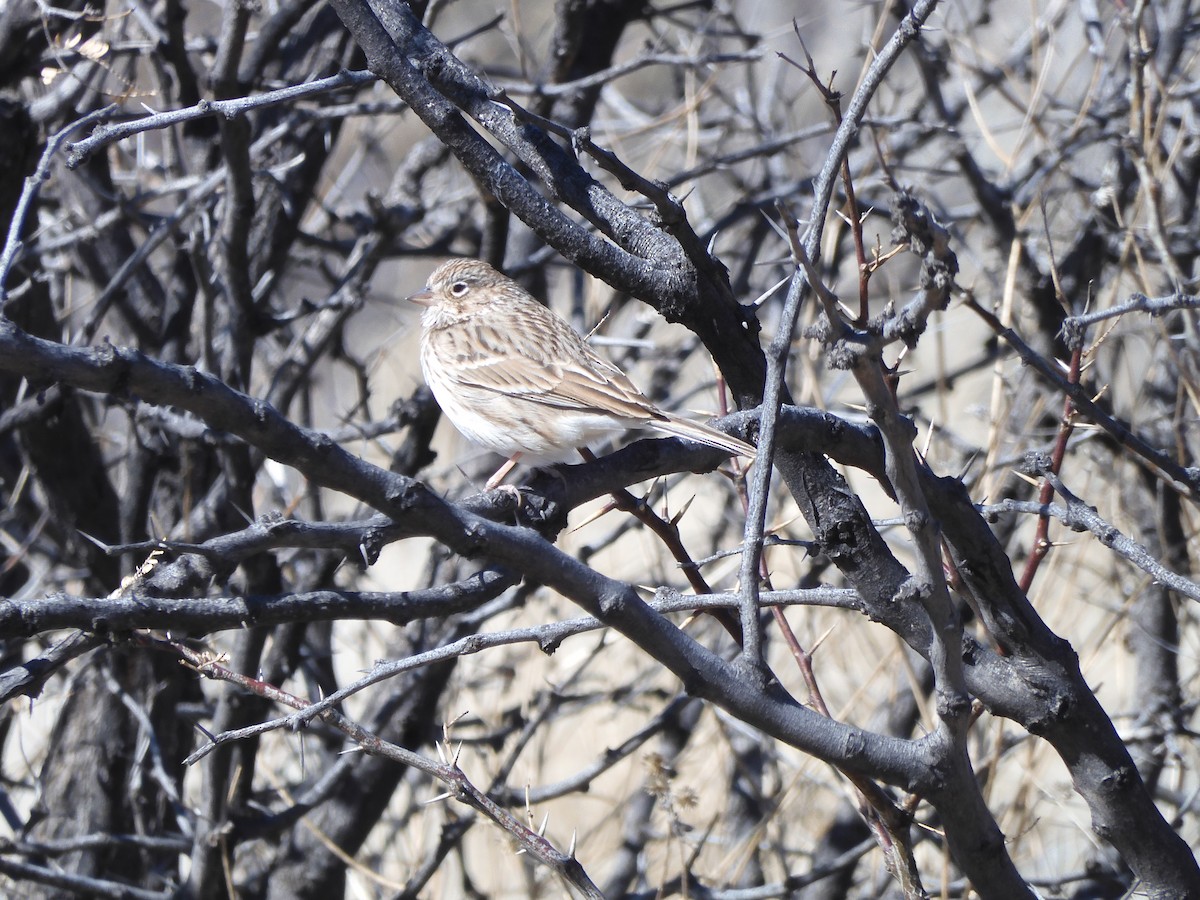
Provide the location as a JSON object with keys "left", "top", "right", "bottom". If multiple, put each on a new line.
{"left": 1018, "top": 344, "right": 1083, "bottom": 592}
{"left": 578, "top": 448, "right": 743, "bottom": 642}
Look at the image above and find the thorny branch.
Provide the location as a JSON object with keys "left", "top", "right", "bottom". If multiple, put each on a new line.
{"left": 2, "top": 0, "right": 1200, "bottom": 897}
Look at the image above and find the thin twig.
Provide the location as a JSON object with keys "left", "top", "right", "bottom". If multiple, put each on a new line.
{"left": 0, "top": 105, "right": 117, "bottom": 308}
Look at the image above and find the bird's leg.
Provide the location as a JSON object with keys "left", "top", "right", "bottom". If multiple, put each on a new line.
{"left": 485, "top": 454, "right": 522, "bottom": 490}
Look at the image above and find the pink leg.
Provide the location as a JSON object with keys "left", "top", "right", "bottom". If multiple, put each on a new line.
{"left": 485, "top": 454, "right": 522, "bottom": 490}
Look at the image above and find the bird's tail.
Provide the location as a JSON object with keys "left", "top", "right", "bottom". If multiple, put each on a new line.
{"left": 652, "top": 414, "right": 756, "bottom": 458}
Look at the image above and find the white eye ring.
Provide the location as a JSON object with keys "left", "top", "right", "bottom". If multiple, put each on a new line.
{"left": 449, "top": 281, "right": 469, "bottom": 297}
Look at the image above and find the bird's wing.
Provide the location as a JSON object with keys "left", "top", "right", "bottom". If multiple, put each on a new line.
{"left": 457, "top": 352, "right": 657, "bottom": 419}
{"left": 452, "top": 320, "right": 659, "bottom": 421}
{"left": 448, "top": 321, "right": 755, "bottom": 456}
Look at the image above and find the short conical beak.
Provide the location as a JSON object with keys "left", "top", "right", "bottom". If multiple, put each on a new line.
{"left": 407, "top": 286, "right": 434, "bottom": 306}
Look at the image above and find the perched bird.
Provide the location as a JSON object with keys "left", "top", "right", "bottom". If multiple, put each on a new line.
{"left": 409, "top": 258, "right": 755, "bottom": 487}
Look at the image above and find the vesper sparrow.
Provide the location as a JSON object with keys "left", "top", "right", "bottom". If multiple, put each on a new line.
{"left": 409, "top": 258, "right": 755, "bottom": 488}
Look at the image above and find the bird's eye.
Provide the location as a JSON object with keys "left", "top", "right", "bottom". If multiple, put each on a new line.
{"left": 449, "top": 281, "right": 469, "bottom": 297}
